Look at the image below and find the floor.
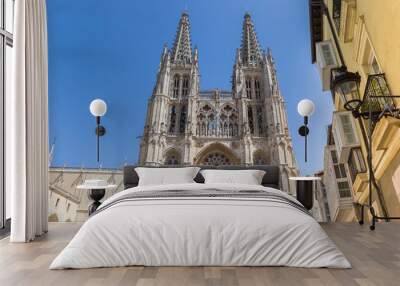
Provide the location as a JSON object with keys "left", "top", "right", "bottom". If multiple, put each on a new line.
{"left": 0, "top": 222, "right": 399, "bottom": 286}
{"left": 0, "top": 219, "right": 11, "bottom": 239}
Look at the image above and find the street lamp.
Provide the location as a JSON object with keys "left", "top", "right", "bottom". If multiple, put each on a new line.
{"left": 297, "top": 99, "right": 315, "bottom": 162}
{"left": 89, "top": 99, "right": 107, "bottom": 162}
{"left": 330, "top": 67, "right": 362, "bottom": 112}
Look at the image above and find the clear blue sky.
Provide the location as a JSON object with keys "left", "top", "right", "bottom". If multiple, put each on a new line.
{"left": 47, "top": 0, "right": 333, "bottom": 175}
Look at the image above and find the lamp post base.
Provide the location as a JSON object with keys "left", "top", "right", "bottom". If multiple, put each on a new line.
{"left": 88, "top": 189, "right": 106, "bottom": 215}
{"left": 356, "top": 202, "right": 400, "bottom": 231}
{"left": 296, "top": 180, "right": 314, "bottom": 210}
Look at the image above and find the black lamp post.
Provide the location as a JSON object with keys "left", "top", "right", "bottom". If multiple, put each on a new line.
{"left": 89, "top": 99, "right": 107, "bottom": 162}
{"left": 297, "top": 99, "right": 315, "bottom": 162}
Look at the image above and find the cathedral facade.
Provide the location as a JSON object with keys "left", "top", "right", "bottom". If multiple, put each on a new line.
{"left": 139, "top": 12, "right": 299, "bottom": 194}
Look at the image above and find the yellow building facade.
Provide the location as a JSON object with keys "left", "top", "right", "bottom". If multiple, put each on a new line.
{"left": 310, "top": 0, "right": 400, "bottom": 219}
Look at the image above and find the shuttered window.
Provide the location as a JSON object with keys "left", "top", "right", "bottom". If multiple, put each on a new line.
{"left": 338, "top": 181, "right": 351, "bottom": 198}
{"left": 340, "top": 113, "right": 356, "bottom": 145}
{"left": 348, "top": 148, "right": 367, "bottom": 183}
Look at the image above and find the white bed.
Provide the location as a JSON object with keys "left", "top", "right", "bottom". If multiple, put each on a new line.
{"left": 50, "top": 183, "right": 351, "bottom": 269}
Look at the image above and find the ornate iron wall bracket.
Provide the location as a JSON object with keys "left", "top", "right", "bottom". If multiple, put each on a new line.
{"left": 344, "top": 74, "right": 400, "bottom": 230}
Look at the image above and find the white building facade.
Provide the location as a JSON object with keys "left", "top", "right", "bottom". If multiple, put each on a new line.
{"left": 323, "top": 125, "right": 356, "bottom": 222}
{"left": 139, "top": 13, "right": 298, "bottom": 194}
{"left": 48, "top": 168, "right": 123, "bottom": 222}
{"left": 311, "top": 171, "right": 331, "bottom": 222}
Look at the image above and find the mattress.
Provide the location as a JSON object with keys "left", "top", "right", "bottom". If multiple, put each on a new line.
{"left": 50, "top": 183, "right": 350, "bottom": 269}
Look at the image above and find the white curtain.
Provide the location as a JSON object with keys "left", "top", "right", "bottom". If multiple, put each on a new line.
{"left": 7, "top": 0, "right": 49, "bottom": 242}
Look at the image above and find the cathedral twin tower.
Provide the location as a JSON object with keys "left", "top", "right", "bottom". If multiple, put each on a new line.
{"left": 139, "top": 12, "right": 298, "bottom": 193}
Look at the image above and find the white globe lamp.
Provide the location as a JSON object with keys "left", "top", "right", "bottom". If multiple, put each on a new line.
{"left": 297, "top": 99, "right": 315, "bottom": 117}
{"left": 90, "top": 99, "right": 107, "bottom": 117}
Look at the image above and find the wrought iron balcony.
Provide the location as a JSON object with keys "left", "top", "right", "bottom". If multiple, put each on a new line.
{"left": 359, "top": 73, "right": 397, "bottom": 120}
{"left": 342, "top": 73, "right": 399, "bottom": 122}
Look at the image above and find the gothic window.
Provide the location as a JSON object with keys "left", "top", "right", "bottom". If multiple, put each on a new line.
{"left": 223, "top": 122, "right": 228, "bottom": 136}
{"left": 245, "top": 78, "right": 252, "bottom": 99}
{"left": 172, "top": 74, "right": 180, "bottom": 98}
{"left": 208, "top": 113, "right": 217, "bottom": 136}
{"left": 179, "top": 105, "right": 187, "bottom": 134}
{"left": 222, "top": 105, "right": 238, "bottom": 137}
{"left": 168, "top": 105, "right": 177, "bottom": 133}
{"left": 166, "top": 154, "right": 179, "bottom": 165}
{"left": 224, "top": 105, "right": 232, "bottom": 113}
{"left": 256, "top": 106, "right": 263, "bottom": 135}
{"left": 219, "top": 113, "right": 226, "bottom": 136}
{"left": 229, "top": 114, "right": 239, "bottom": 137}
{"left": 196, "top": 112, "right": 205, "bottom": 136}
{"left": 254, "top": 79, "right": 261, "bottom": 99}
{"left": 197, "top": 104, "right": 238, "bottom": 137}
{"left": 253, "top": 150, "right": 269, "bottom": 165}
{"left": 202, "top": 152, "right": 232, "bottom": 166}
{"left": 247, "top": 106, "right": 254, "bottom": 134}
{"left": 197, "top": 104, "right": 215, "bottom": 136}
{"left": 182, "top": 75, "right": 190, "bottom": 97}
{"left": 165, "top": 150, "right": 180, "bottom": 165}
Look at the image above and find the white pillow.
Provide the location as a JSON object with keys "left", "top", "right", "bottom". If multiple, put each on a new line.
{"left": 200, "top": 169, "right": 265, "bottom": 185}
{"left": 135, "top": 167, "right": 200, "bottom": 186}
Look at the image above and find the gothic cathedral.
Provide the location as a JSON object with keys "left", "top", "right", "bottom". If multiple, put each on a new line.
{"left": 139, "top": 12, "right": 299, "bottom": 194}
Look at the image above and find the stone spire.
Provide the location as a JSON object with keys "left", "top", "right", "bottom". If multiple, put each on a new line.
{"left": 171, "top": 12, "right": 193, "bottom": 65}
{"left": 240, "top": 13, "right": 263, "bottom": 65}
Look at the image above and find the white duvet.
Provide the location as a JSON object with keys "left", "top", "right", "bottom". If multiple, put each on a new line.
{"left": 50, "top": 183, "right": 351, "bottom": 269}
